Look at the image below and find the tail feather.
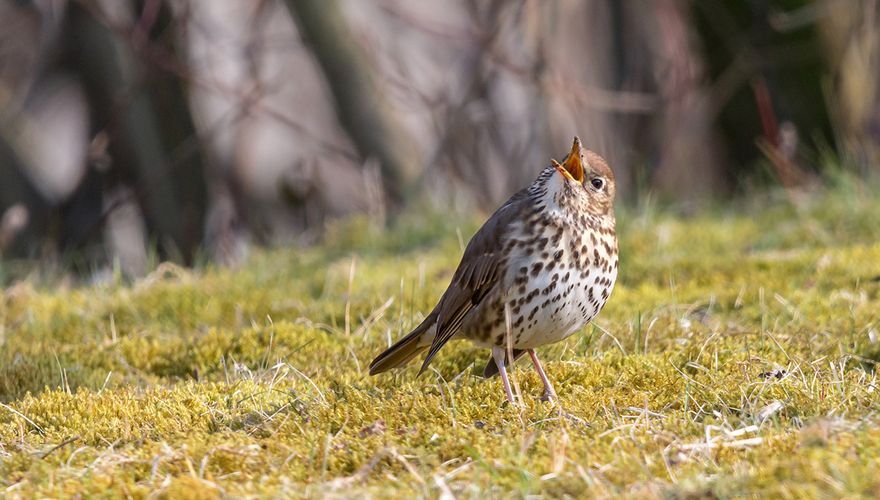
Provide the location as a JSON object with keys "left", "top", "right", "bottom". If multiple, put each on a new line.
{"left": 369, "top": 316, "right": 434, "bottom": 375}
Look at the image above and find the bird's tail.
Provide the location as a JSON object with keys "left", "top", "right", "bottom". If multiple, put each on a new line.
{"left": 369, "top": 315, "right": 434, "bottom": 375}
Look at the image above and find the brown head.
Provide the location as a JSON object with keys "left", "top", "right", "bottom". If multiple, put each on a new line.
{"left": 550, "top": 136, "right": 616, "bottom": 216}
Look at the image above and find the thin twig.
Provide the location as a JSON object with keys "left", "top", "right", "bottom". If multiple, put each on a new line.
{"left": 40, "top": 436, "right": 81, "bottom": 460}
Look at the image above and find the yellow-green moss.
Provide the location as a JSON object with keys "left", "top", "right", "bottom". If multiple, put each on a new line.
{"left": 2, "top": 186, "right": 880, "bottom": 497}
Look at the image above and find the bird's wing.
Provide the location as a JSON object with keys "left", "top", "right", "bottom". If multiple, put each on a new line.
{"left": 418, "top": 191, "right": 529, "bottom": 374}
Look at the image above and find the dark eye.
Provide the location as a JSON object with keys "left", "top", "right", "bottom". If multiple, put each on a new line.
{"left": 590, "top": 177, "right": 604, "bottom": 190}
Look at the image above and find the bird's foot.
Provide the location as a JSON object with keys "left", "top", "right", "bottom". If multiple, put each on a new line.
{"left": 539, "top": 388, "right": 557, "bottom": 402}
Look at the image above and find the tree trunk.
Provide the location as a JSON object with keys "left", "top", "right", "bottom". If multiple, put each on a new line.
{"left": 283, "top": 0, "right": 420, "bottom": 207}
{"left": 819, "top": 0, "right": 880, "bottom": 175}
{"left": 63, "top": 2, "right": 207, "bottom": 264}
{"left": 0, "top": 136, "right": 51, "bottom": 255}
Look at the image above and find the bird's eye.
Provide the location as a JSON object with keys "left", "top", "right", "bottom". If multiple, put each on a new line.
{"left": 590, "top": 178, "right": 604, "bottom": 190}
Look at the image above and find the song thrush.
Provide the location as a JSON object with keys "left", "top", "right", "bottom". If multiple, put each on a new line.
{"left": 369, "top": 137, "right": 618, "bottom": 403}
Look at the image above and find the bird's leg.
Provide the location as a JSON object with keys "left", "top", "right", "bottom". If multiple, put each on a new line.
{"left": 491, "top": 346, "right": 516, "bottom": 405}
{"left": 528, "top": 349, "right": 557, "bottom": 402}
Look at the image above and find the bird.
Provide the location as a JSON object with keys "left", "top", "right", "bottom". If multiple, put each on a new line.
{"left": 369, "top": 137, "right": 618, "bottom": 403}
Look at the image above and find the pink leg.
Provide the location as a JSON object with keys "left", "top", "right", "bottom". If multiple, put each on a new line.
{"left": 528, "top": 349, "right": 557, "bottom": 401}
{"left": 491, "top": 346, "right": 516, "bottom": 404}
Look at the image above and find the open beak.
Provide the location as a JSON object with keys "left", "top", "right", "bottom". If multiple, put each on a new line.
{"left": 553, "top": 137, "right": 585, "bottom": 183}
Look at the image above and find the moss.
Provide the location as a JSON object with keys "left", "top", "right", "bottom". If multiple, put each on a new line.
{"left": 1, "top": 185, "right": 880, "bottom": 496}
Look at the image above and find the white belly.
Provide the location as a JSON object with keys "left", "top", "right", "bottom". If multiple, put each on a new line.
{"left": 463, "top": 226, "right": 618, "bottom": 350}
{"left": 503, "top": 256, "right": 615, "bottom": 349}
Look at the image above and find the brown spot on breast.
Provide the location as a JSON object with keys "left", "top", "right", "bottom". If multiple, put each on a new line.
{"left": 531, "top": 262, "right": 543, "bottom": 276}
{"left": 528, "top": 306, "right": 539, "bottom": 321}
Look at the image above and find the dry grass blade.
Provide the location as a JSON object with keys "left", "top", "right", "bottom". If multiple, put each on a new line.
{"left": 0, "top": 402, "right": 45, "bottom": 435}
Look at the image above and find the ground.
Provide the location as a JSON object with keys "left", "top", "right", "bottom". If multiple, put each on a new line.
{"left": 1, "top": 182, "right": 879, "bottom": 498}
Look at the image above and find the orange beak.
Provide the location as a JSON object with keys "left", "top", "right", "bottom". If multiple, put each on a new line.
{"left": 553, "top": 137, "right": 585, "bottom": 183}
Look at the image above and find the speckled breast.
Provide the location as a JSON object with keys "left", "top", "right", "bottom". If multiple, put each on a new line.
{"left": 460, "top": 216, "right": 618, "bottom": 350}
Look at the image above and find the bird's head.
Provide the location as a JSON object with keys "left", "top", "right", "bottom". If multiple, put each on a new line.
{"left": 547, "top": 136, "right": 616, "bottom": 216}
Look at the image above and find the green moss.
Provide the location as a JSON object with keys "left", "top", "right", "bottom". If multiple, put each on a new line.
{"left": 2, "top": 185, "right": 880, "bottom": 496}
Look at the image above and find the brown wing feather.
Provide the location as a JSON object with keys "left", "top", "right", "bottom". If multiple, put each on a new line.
{"left": 417, "top": 189, "right": 531, "bottom": 375}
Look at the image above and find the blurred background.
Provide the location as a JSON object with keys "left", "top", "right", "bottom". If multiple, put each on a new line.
{"left": 0, "top": 0, "right": 878, "bottom": 278}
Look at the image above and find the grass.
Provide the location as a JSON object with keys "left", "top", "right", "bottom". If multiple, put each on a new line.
{"left": 1, "top": 183, "right": 880, "bottom": 497}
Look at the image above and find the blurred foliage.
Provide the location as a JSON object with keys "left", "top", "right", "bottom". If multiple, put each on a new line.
{"left": 0, "top": 0, "right": 878, "bottom": 272}
{"left": 692, "top": 0, "right": 833, "bottom": 170}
